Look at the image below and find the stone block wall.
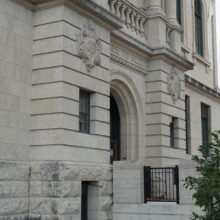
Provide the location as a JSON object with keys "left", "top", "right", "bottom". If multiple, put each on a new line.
{"left": 0, "top": 1, "right": 32, "bottom": 219}
{"left": 29, "top": 162, "right": 112, "bottom": 220}
{"left": 31, "top": 4, "right": 111, "bottom": 163}
{"left": 0, "top": 161, "right": 113, "bottom": 220}
{"left": 113, "top": 161, "right": 144, "bottom": 204}
{"left": 0, "top": 0, "right": 32, "bottom": 160}
{"left": 145, "top": 59, "right": 188, "bottom": 167}
{"left": 0, "top": 161, "right": 30, "bottom": 220}
{"left": 185, "top": 84, "right": 220, "bottom": 155}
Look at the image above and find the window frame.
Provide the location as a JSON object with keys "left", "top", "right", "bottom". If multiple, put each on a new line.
{"left": 79, "top": 90, "right": 90, "bottom": 134}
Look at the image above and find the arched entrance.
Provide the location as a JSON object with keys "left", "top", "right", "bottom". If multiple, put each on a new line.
{"left": 110, "top": 95, "right": 121, "bottom": 163}
{"left": 110, "top": 72, "right": 143, "bottom": 162}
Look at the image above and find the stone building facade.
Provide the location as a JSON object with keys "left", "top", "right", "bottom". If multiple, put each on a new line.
{"left": 0, "top": 0, "right": 219, "bottom": 219}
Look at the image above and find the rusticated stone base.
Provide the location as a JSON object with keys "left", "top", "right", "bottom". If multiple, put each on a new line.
{"left": 0, "top": 161, "right": 113, "bottom": 220}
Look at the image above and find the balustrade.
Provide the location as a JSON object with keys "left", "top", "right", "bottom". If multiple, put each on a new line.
{"left": 108, "top": 0, "right": 146, "bottom": 38}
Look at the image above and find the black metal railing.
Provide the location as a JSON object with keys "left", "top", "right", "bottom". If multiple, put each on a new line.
{"left": 144, "top": 166, "right": 179, "bottom": 203}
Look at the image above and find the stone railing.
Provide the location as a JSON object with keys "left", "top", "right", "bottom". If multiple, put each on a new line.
{"left": 108, "top": 0, "right": 147, "bottom": 39}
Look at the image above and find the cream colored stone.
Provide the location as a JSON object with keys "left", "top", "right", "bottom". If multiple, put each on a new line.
{"left": 0, "top": 0, "right": 219, "bottom": 219}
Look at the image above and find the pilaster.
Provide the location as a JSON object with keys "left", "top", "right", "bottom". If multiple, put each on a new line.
{"left": 165, "top": 0, "right": 182, "bottom": 54}
{"left": 145, "top": 59, "right": 187, "bottom": 167}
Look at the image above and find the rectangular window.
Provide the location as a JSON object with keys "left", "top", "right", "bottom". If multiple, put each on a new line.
{"left": 185, "top": 96, "right": 191, "bottom": 154}
{"left": 195, "top": 0, "right": 204, "bottom": 56}
{"left": 176, "top": 0, "right": 182, "bottom": 25}
{"left": 81, "top": 182, "right": 88, "bottom": 220}
{"left": 170, "top": 117, "right": 177, "bottom": 148}
{"left": 79, "top": 90, "right": 90, "bottom": 133}
{"left": 201, "top": 103, "right": 210, "bottom": 146}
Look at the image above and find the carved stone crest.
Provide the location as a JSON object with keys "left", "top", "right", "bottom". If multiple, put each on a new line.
{"left": 167, "top": 67, "right": 181, "bottom": 104}
{"left": 76, "top": 23, "right": 102, "bottom": 71}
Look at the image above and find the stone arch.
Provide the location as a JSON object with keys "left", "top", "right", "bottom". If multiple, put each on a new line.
{"left": 110, "top": 71, "right": 144, "bottom": 161}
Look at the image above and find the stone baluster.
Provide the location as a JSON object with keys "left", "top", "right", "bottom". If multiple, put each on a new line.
{"left": 120, "top": 4, "right": 126, "bottom": 22}
{"left": 139, "top": 17, "right": 145, "bottom": 38}
{"left": 125, "top": 8, "right": 131, "bottom": 28}
{"left": 115, "top": 1, "right": 121, "bottom": 17}
{"left": 109, "top": 0, "right": 116, "bottom": 14}
{"left": 166, "top": 26, "right": 171, "bottom": 45}
{"left": 130, "top": 11, "right": 136, "bottom": 31}
{"left": 135, "top": 15, "right": 140, "bottom": 34}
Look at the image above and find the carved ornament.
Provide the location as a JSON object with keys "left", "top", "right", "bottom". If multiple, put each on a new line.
{"left": 167, "top": 67, "right": 181, "bottom": 104}
{"left": 76, "top": 23, "right": 102, "bottom": 72}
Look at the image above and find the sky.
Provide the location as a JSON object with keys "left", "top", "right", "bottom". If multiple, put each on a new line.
{"left": 217, "top": 1, "right": 220, "bottom": 86}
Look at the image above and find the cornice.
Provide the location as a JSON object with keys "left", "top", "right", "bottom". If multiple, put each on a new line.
{"left": 112, "top": 30, "right": 194, "bottom": 71}
{"left": 185, "top": 75, "right": 220, "bottom": 100}
{"left": 64, "top": 0, "right": 123, "bottom": 29}
{"left": 13, "top": 0, "right": 34, "bottom": 10}
{"left": 17, "top": 0, "right": 123, "bottom": 29}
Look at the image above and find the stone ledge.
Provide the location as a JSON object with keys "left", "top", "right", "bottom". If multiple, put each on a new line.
{"left": 185, "top": 74, "right": 220, "bottom": 100}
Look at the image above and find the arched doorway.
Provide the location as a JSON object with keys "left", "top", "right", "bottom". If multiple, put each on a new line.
{"left": 110, "top": 95, "right": 120, "bottom": 163}
{"left": 110, "top": 72, "right": 143, "bottom": 162}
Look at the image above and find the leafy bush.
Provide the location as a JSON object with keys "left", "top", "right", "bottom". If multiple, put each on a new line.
{"left": 185, "top": 131, "right": 220, "bottom": 220}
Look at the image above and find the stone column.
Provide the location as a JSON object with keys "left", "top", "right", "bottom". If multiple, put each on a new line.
{"left": 147, "top": 0, "right": 164, "bottom": 16}
{"left": 145, "top": 59, "right": 187, "bottom": 167}
{"left": 148, "top": 0, "right": 161, "bottom": 9}
{"left": 165, "top": 0, "right": 182, "bottom": 54}
{"left": 166, "top": 0, "right": 178, "bottom": 25}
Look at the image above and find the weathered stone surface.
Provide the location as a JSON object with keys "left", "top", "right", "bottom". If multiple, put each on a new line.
{"left": 99, "top": 197, "right": 112, "bottom": 211}
{"left": 30, "top": 198, "right": 80, "bottom": 215}
{"left": 0, "top": 215, "right": 30, "bottom": 220}
{"left": 30, "top": 162, "right": 112, "bottom": 181}
{"left": 0, "top": 198, "right": 28, "bottom": 215}
{"left": 31, "top": 162, "right": 79, "bottom": 181}
{"left": 0, "top": 181, "right": 29, "bottom": 197}
{"left": 38, "top": 214, "right": 80, "bottom": 220}
{"left": 79, "top": 166, "right": 112, "bottom": 181}
{"left": 98, "top": 181, "right": 112, "bottom": 196}
{"left": 30, "top": 181, "right": 80, "bottom": 197}
{"left": 0, "top": 161, "right": 29, "bottom": 181}
{"left": 101, "top": 211, "right": 112, "bottom": 220}
{"left": 30, "top": 162, "right": 69, "bottom": 181}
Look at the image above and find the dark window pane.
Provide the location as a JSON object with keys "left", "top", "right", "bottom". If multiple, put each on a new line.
{"left": 185, "top": 96, "right": 191, "bottom": 154}
{"left": 195, "top": 0, "right": 203, "bottom": 56}
{"left": 201, "top": 103, "right": 210, "bottom": 146}
{"left": 79, "top": 91, "right": 90, "bottom": 133}
{"left": 81, "top": 182, "right": 88, "bottom": 220}
{"left": 176, "top": 0, "right": 181, "bottom": 25}
{"left": 170, "top": 118, "right": 177, "bottom": 148}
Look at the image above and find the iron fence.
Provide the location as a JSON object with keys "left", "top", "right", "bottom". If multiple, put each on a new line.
{"left": 144, "top": 166, "right": 179, "bottom": 203}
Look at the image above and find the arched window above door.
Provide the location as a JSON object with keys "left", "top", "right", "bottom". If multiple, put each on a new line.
{"left": 195, "top": 0, "right": 204, "bottom": 57}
